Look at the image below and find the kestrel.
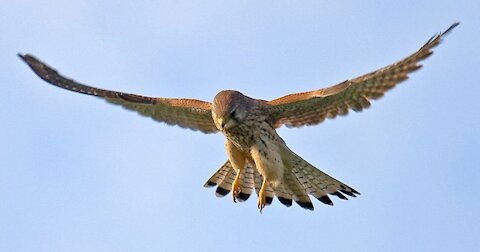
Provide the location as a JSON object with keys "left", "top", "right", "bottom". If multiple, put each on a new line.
{"left": 19, "top": 23, "right": 458, "bottom": 212}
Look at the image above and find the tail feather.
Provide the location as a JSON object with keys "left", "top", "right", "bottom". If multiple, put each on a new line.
{"left": 204, "top": 150, "right": 359, "bottom": 210}
{"left": 265, "top": 186, "right": 274, "bottom": 205}
{"left": 252, "top": 158, "right": 314, "bottom": 210}
{"left": 204, "top": 160, "right": 256, "bottom": 201}
{"left": 215, "top": 167, "right": 236, "bottom": 197}
{"left": 272, "top": 183, "right": 293, "bottom": 207}
{"left": 204, "top": 161, "right": 231, "bottom": 188}
{"left": 253, "top": 170, "right": 274, "bottom": 205}
{"left": 254, "top": 168, "right": 262, "bottom": 195}
{"left": 282, "top": 171, "right": 314, "bottom": 210}
{"left": 291, "top": 167, "right": 333, "bottom": 205}
{"left": 288, "top": 151, "right": 360, "bottom": 204}
{"left": 237, "top": 164, "right": 255, "bottom": 201}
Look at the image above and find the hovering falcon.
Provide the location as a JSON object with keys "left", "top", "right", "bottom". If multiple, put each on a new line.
{"left": 19, "top": 23, "right": 458, "bottom": 212}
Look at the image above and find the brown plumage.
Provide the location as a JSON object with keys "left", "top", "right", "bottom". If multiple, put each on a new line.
{"left": 19, "top": 23, "right": 458, "bottom": 212}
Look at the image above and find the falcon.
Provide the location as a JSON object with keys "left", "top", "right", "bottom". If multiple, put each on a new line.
{"left": 19, "top": 23, "right": 458, "bottom": 212}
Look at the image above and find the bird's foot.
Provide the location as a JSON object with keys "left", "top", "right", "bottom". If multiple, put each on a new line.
{"left": 257, "top": 187, "right": 266, "bottom": 213}
{"left": 232, "top": 177, "right": 241, "bottom": 203}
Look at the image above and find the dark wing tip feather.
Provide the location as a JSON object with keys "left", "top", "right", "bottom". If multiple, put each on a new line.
{"left": 18, "top": 53, "right": 111, "bottom": 98}
{"left": 443, "top": 22, "right": 460, "bottom": 36}
{"left": 19, "top": 53, "right": 58, "bottom": 82}
{"left": 421, "top": 22, "right": 459, "bottom": 50}
{"left": 17, "top": 53, "right": 26, "bottom": 61}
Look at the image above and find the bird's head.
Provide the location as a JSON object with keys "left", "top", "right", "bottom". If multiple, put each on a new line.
{"left": 212, "top": 90, "right": 250, "bottom": 131}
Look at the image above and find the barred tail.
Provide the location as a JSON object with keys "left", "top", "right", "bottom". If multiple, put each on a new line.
{"left": 204, "top": 161, "right": 274, "bottom": 204}
{"left": 284, "top": 148, "right": 360, "bottom": 209}
{"left": 204, "top": 151, "right": 359, "bottom": 211}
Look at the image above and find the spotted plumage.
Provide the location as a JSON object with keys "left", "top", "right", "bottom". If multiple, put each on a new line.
{"left": 19, "top": 23, "right": 458, "bottom": 212}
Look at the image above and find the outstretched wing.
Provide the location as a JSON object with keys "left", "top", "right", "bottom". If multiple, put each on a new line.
{"left": 19, "top": 54, "right": 219, "bottom": 133}
{"left": 268, "top": 23, "right": 459, "bottom": 128}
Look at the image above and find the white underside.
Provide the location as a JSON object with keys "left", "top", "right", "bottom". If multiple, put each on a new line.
{"left": 249, "top": 136, "right": 285, "bottom": 187}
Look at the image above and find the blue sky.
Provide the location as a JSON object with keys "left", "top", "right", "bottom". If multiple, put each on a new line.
{"left": 1, "top": 1, "right": 479, "bottom": 251}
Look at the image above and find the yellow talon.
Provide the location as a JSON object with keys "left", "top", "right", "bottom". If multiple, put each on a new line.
{"left": 232, "top": 173, "right": 241, "bottom": 202}
{"left": 257, "top": 179, "right": 267, "bottom": 213}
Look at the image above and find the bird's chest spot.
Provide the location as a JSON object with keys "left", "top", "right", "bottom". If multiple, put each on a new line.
{"left": 224, "top": 121, "right": 280, "bottom": 151}
{"left": 225, "top": 122, "right": 285, "bottom": 182}
{"left": 250, "top": 134, "right": 284, "bottom": 182}
{"left": 223, "top": 123, "right": 256, "bottom": 151}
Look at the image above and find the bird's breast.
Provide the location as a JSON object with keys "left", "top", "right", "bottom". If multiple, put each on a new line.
{"left": 249, "top": 128, "right": 285, "bottom": 184}
{"left": 223, "top": 124, "right": 255, "bottom": 152}
{"left": 223, "top": 120, "right": 283, "bottom": 155}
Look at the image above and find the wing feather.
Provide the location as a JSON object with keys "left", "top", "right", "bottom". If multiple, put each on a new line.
{"left": 268, "top": 23, "right": 458, "bottom": 128}
{"left": 19, "top": 54, "right": 218, "bottom": 133}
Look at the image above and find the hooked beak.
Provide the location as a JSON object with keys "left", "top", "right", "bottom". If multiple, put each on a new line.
{"left": 216, "top": 117, "right": 234, "bottom": 130}
{"left": 216, "top": 117, "right": 225, "bottom": 130}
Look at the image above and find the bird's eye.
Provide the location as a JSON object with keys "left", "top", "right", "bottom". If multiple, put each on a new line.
{"left": 230, "top": 110, "right": 236, "bottom": 118}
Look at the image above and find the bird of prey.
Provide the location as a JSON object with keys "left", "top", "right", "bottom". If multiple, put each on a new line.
{"left": 19, "top": 23, "right": 458, "bottom": 212}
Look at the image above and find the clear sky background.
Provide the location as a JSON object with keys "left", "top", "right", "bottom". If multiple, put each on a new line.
{"left": 1, "top": 1, "right": 479, "bottom": 251}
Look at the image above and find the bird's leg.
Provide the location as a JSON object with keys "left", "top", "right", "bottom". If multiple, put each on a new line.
{"left": 225, "top": 140, "right": 246, "bottom": 203}
{"left": 257, "top": 179, "right": 267, "bottom": 213}
{"left": 232, "top": 172, "right": 242, "bottom": 202}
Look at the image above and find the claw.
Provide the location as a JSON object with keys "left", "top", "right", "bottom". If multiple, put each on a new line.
{"left": 257, "top": 196, "right": 266, "bottom": 213}
{"left": 232, "top": 173, "right": 241, "bottom": 203}
{"left": 232, "top": 185, "right": 241, "bottom": 203}
{"left": 257, "top": 179, "right": 267, "bottom": 213}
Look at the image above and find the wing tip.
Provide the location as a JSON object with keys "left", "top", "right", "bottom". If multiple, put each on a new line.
{"left": 423, "top": 22, "right": 460, "bottom": 49}
{"left": 443, "top": 22, "right": 460, "bottom": 36}
{"left": 17, "top": 53, "right": 26, "bottom": 61}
